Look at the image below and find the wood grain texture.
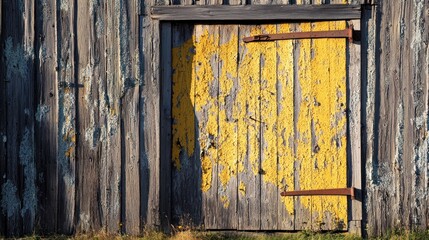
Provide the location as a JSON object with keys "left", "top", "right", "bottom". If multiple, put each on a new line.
{"left": 2, "top": 0, "right": 35, "bottom": 236}
{"left": 216, "top": 24, "right": 238, "bottom": 230}
{"left": 57, "top": 0, "right": 77, "bottom": 234}
{"left": 363, "top": 1, "right": 429, "bottom": 236}
{"left": 101, "top": 0, "right": 122, "bottom": 233}
{"left": 35, "top": 0, "right": 59, "bottom": 234}
{"left": 237, "top": 24, "right": 261, "bottom": 230}
{"left": 151, "top": 5, "right": 361, "bottom": 21}
{"left": 119, "top": 0, "right": 141, "bottom": 235}
{"left": 3, "top": 0, "right": 429, "bottom": 237}
{"left": 75, "top": 0, "right": 103, "bottom": 233}
{"left": 347, "top": 19, "right": 362, "bottom": 235}
{"left": 160, "top": 22, "right": 172, "bottom": 231}
{"left": 141, "top": 0, "right": 162, "bottom": 229}
{"left": 0, "top": 0, "right": 7, "bottom": 236}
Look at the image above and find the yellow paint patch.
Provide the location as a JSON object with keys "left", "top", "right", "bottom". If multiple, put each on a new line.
{"left": 172, "top": 35, "right": 195, "bottom": 171}
{"left": 277, "top": 23, "right": 295, "bottom": 215}
{"left": 194, "top": 26, "right": 219, "bottom": 192}
{"left": 220, "top": 195, "right": 230, "bottom": 209}
{"left": 239, "top": 181, "right": 246, "bottom": 196}
{"left": 218, "top": 28, "right": 238, "bottom": 188}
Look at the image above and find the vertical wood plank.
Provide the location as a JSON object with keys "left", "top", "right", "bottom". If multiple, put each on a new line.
{"left": 217, "top": 24, "right": 238, "bottom": 229}
{"left": 101, "top": 0, "right": 122, "bottom": 233}
{"left": 348, "top": 19, "right": 362, "bottom": 235}
{"left": 0, "top": 0, "right": 6, "bottom": 233}
{"left": 276, "top": 23, "right": 295, "bottom": 230}
{"left": 237, "top": 25, "right": 261, "bottom": 230}
{"left": 119, "top": 0, "right": 141, "bottom": 234}
{"left": 294, "top": 21, "right": 312, "bottom": 231}
{"left": 75, "top": 0, "right": 103, "bottom": 232}
{"left": 259, "top": 24, "right": 278, "bottom": 230}
{"left": 329, "top": 20, "right": 348, "bottom": 231}
{"left": 171, "top": 23, "right": 199, "bottom": 226}
{"left": 141, "top": 0, "right": 161, "bottom": 229}
{"left": 56, "top": 0, "right": 77, "bottom": 233}
{"left": 35, "top": 0, "right": 59, "bottom": 234}
{"left": 160, "top": 21, "right": 172, "bottom": 231}
{"left": 2, "top": 0, "right": 35, "bottom": 236}
{"left": 196, "top": 24, "right": 218, "bottom": 229}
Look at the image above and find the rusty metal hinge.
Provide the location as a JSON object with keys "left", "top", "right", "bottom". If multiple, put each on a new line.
{"left": 280, "top": 187, "right": 357, "bottom": 200}
{"left": 243, "top": 25, "right": 358, "bottom": 43}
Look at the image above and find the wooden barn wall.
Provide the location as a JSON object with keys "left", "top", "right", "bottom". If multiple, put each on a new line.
{"left": 363, "top": 0, "right": 429, "bottom": 236}
{"left": 0, "top": 0, "right": 428, "bottom": 238}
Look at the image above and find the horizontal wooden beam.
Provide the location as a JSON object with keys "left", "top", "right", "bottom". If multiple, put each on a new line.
{"left": 151, "top": 4, "right": 361, "bottom": 21}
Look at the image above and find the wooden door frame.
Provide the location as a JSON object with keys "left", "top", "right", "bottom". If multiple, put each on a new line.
{"left": 152, "top": 4, "right": 363, "bottom": 234}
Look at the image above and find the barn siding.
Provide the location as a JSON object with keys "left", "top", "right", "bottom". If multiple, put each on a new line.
{"left": 363, "top": 1, "right": 429, "bottom": 236}
{"left": 0, "top": 0, "right": 428, "bottom": 237}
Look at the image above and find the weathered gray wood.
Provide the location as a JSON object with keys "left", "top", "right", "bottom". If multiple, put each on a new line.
{"left": 75, "top": 0, "right": 103, "bottom": 233}
{"left": 347, "top": 19, "right": 362, "bottom": 235}
{"left": 363, "top": 1, "right": 429, "bottom": 236}
{"left": 34, "top": 0, "right": 59, "bottom": 235}
{"left": 159, "top": 22, "right": 172, "bottom": 231}
{"left": 142, "top": 0, "right": 161, "bottom": 227}
{"left": 56, "top": 0, "right": 76, "bottom": 234}
{"left": 103, "top": 0, "right": 122, "bottom": 232}
{"left": 119, "top": 0, "right": 141, "bottom": 235}
{"left": 151, "top": 5, "right": 361, "bottom": 21}
{"left": 237, "top": 24, "right": 261, "bottom": 230}
{"left": 2, "top": 0, "right": 35, "bottom": 236}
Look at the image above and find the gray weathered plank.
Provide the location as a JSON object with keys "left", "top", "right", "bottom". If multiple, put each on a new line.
{"left": 142, "top": 0, "right": 163, "bottom": 230}
{"left": 100, "top": 0, "right": 122, "bottom": 233}
{"left": 119, "top": 0, "right": 141, "bottom": 234}
{"left": 75, "top": 0, "right": 103, "bottom": 232}
{"left": 159, "top": 21, "right": 172, "bottom": 231}
{"left": 34, "top": 0, "right": 59, "bottom": 234}
{"left": 151, "top": 5, "right": 361, "bottom": 21}
{"left": 347, "top": 19, "right": 362, "bottom": 235}
{"left": 3, "top": 0, "right": 36, "bottom": 236}
{"left": 56, "top": 0, "right": 76, "bottom": 234}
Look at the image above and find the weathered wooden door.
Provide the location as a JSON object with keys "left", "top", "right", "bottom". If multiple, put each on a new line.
{"left": 169, "top": 21, "right": 348, "bottom": 231}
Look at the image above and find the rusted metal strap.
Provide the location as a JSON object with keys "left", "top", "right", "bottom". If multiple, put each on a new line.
{"left": 280, "top": 187, "right": 356, "bottom": 200}
{"left": 243, "top": 25, "right": 354, "bottom": 43}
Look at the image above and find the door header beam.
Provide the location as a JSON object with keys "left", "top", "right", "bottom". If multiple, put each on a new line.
{"left": 151, "top": 4, "right": 361, "bottom": 21}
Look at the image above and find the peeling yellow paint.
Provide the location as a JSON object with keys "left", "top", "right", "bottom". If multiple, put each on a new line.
{"left": 220, "top": 195, "right": 230, "bottom": 209}
{"left": 238, "top": 27, "right": 262, "bottom": 176}
{"left": 172, "top": 22, "right": 348, "bottom": 227}
{"left": 194, "top": 26, "right": 219, "bottom": 192}
{"left": 239, "top": 181, "right": 246, "bottom": 196}
{"left": 218, "top": 28, "right": 238, "bottom": 188}
{"left": 172, "top": 35, "right": 195, "bottom": 170}
{"left": 277, "top": 23, "right": 295, "bottom": 215}
{"left": 296, "top": 21, "right": 348, "bottom": 228}
{"left": 260, "top": 25, "right": 278, "bottom": 187}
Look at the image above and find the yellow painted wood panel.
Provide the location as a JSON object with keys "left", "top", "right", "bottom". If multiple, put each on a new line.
{"left": 171, "top": 22, "right": 348, "bottom": 231}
